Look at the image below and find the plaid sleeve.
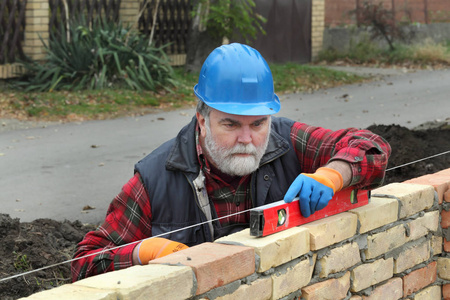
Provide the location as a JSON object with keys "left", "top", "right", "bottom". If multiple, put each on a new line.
{"left": 71, "top": 172, "right": 152, "bottom": 281}
{"left": 290, "top": 122, "right": 391, "bottom": 189}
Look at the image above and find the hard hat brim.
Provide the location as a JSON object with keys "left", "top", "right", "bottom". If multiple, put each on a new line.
{"left": 194, "top": 85, "right": 280, "bottom": 116}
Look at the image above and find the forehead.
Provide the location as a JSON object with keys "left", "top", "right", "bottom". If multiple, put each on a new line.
{"left": 210, "top": 108, "right": 269, "bottom": 124}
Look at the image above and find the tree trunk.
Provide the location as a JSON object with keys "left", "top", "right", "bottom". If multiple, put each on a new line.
{"left": 184, "top": 0, "right": 223, "bottom": 73}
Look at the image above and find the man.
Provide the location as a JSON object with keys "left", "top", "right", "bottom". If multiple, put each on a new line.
{"left": 71, "top": 43, "right": 391, "bottom": 281}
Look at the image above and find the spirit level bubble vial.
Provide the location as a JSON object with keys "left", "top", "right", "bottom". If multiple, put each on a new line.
{"left": 249, "top": 188, "right": 370, "bottom": 237}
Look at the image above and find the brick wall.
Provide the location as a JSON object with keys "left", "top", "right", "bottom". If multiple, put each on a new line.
{"left": 326, "top": 0, "right": 450, "bottom": 28}
{"left": 21, "top": 168, "right": 450, "bottom": 300}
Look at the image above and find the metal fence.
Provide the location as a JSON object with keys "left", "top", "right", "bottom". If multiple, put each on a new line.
{"left": 49, "top": 0, "right": 121, "bottom": 38}
{"left": 47, "top": 0, "right": 190, "bottom": 53}
{"left": 138, "top": 0, "right": 191, "bottom": 54}
{"left": 0, "top": 0, "right": 27, "bottom": 64}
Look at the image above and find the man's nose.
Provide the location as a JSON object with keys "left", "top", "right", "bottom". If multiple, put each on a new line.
{"left": 237, "top": 126, "right": 253, "bottom": 144}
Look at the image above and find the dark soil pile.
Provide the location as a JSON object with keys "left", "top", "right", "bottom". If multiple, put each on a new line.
{"left": 367, "top": 122, "right": 450, "bottom": 184}
{"left": 0, "top": 123, "right": 449, "bottom": 299}
{"left": 0, "top": 217, "right": 96, "bottom": 299}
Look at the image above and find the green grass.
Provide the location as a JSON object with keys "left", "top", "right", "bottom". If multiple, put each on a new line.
{"left": 270, "top": 63, "right": 364, "bottom": 94}
{"left": 0, "top": 63, "right": 366, "bottom": 122}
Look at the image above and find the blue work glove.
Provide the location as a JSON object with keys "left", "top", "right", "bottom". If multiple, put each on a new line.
{"left": 284, "top": 167, "right": 344, "bottom": 218}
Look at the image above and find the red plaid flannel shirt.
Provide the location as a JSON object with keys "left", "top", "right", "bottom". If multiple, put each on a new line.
{"left": 71, "top": 121, "right": 390, "bottom": 281}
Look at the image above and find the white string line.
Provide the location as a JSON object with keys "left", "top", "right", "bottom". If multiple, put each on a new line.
{"left": 0, "top": 208, "right": 256, "bottom": 283}
{"left": 386, "top": 150, "right": 450, "bottom": 172}
{"left": 1, "top": 149, "right": 449, "bottom": 283}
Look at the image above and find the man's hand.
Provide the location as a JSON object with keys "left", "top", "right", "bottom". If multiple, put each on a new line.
{"left": 283, "top": 167, "right": 344, "bottom": 218}
{"left": 133, "top": 237, "right": 188, "bottom": 265}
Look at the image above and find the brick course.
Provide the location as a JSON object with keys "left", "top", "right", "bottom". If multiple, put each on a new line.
{"left": 148, "top": 242, "right": 254, "bottom": 295}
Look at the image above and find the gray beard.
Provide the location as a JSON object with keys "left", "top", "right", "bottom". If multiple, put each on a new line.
{"left": 203, "top": 121, "right": 270, "bottom": 176}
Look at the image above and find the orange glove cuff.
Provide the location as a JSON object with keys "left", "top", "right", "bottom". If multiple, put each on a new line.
{"left": 311, "top": 167, "right": 344, "bottom": 193}
{"left": 137, "top": 237, "right": 188, "bottom": 265}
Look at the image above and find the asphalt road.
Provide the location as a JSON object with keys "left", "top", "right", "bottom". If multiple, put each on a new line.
{"left": 1, "top": 67, "right": 449, "bottom": 224}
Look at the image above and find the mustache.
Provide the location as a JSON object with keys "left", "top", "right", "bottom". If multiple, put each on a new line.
{"left": 227, "top": 143, "right": 258, "bottom": 155}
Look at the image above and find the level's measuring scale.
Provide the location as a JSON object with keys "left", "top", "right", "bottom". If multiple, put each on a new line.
{"left": 250, "top": 188, "right": 370, "bottom": 237}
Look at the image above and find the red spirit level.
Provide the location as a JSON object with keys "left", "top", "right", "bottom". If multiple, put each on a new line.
{"left": 249, "top": 188, "right": 370, "bottom": 237}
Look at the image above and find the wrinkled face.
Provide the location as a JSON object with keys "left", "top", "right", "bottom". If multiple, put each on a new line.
{"left": 197, "top": 109, "right": 271, "bottom": 176}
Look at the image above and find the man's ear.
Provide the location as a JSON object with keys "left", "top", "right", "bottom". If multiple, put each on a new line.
{"left": 196, "top": 112, "right": 207, "bottom": 138}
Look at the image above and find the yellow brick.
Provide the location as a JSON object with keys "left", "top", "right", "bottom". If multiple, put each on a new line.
{"left": 362, "top": 278, "right": 402, "bottom": 300}
{"left": 372, "top": 183, "right": 435, "bottom": 218}
{"left": 25, "top": 24, "right": 48, "bottom": 32}
{"left": 302, "top": 272, "right": 350, "bottom": 300}
{"left": 431, "top": 235, "right": 443, "bottom": 255}
{"left": 413, "top": 285, "right": 441, "bottom": 300}
{"left": 350, "top": 197, "right": 398, "bottom": 233}
{"left": 216, "top": 277, "right": 272, "bottom": 300}
{"left": 304, "top": 212, "right": 357, "bottom": 250}
{"left": 365, "top": 224, "right": 407, "bottom": 259}
{"left": 394, "top": 240, "right": 430, "bottom": 273}
{"left": 23, "top": 39, "right": 47, "bottom": 47}
{"left": 351, "top": 258, "right": 394, "bottom": 292}
{"left": 26, "top": 9, "right": 48, "bottom": 18}
{"left": 19, "top": 284, "right": 115, "bottom": 300}
{"left": 24, "top": 31, "right": 46, "bottom": 40}
{"left": 25, "top": 16, "right": 49, "bottom": 25}
{"left": 407, "top": 211, "right": 439, "bottom": 241}
{"left": 216, "top": 227, "right": 310, "bottom": 273}
{"left": 73, "top": 264, "right": 195, "bottom": 299}
{"left": 22, "top": 48, "right": 46, "bottom": 59}
{"left": 25, "top": 2, "right": 43, "bottom": 9}
{"left": 318, "top": 242, "right": 360, "bottom": 278}
{"left": 437, "top": 257, "right": 450, "bottom": 280}
{"left": 272, "top": 254, "right": 316, "bottom": 299}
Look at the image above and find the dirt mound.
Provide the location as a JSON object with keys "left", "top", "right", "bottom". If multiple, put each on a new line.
{"left": 0, "top": 216, "right": 96, "bottom": 299}
{"left": 367, "top": 122, "right": 450, "bottom": 184}
{"left": 1, "top": 123, "right": 450, "bottom": 299}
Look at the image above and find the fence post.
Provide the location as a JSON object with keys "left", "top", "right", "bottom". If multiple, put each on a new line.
{"left": 23, "top": 0, "right": 49, "bottom": 62}
{"left": 311, "top": 0, "right": 325, "bottom": 61}
{"left": 120, "top": 0, "right": 141, "bottom": 29}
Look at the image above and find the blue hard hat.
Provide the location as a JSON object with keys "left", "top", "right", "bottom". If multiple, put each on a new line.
{"left": 194, "top": 43, "right": 280, "bottom": 116}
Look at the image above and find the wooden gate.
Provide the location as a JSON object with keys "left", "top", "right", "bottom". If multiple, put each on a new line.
{"left": 245, "top": 0, "right": 312, "bottom": 63}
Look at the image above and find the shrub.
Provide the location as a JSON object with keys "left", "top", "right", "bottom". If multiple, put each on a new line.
{"left": 353, "top": 1, "right": 414, "bottom": 51}
{"left": 411, "top": 40, "right": 450, "bottom": 64}
{"left": 16, "top": 19, "right": 175, "bottom": 92}
{"left": 193, "top": 0, "right": 266, "bottom": 42}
